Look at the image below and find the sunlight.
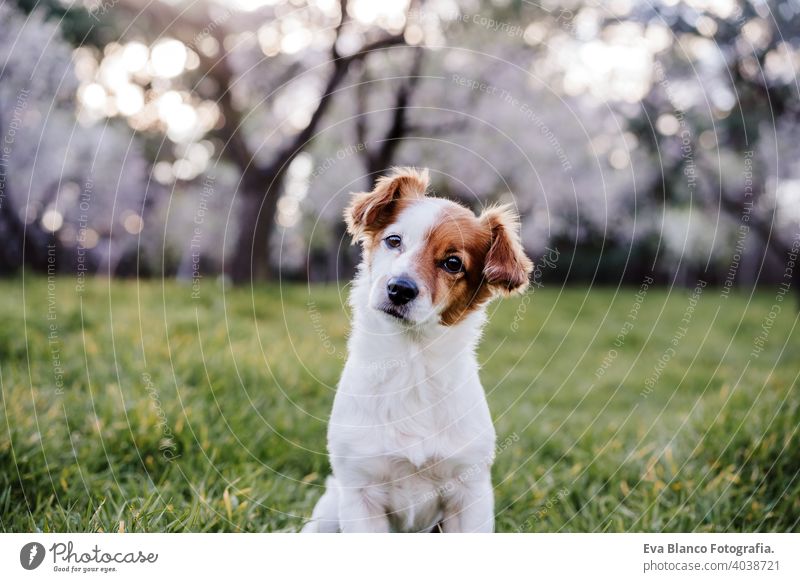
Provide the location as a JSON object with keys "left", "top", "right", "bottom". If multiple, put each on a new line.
{"left": 150, "top": 38, "right": 187, "bottom": 78}
{"left": 122, "top": 212, "right": 145, "bottom": 235}
{"left": 168, "top": 104, "right": 199, "bottom": 141}
{"left": 41, "top": 209, "right": 64, "bottom": 233}
{"left": 79, "top": 82, "right": 107, "bottom": 111}
{"left": 280, "top": 16, "right": 314, "bottom": 54}
{"left": 349, "top": 0, "right": 409, "bottom": 28}
{"left": 561, "top": 31, "right": 654, "bottom": 103}
{"left": 121, "top": 41, "right": 149, "bottom": 73}
{"left": 220, "top": 0, "right": 280, "bottom": 12}
{"left": 777, "top": 180, "right": 800, "bottom": 227}
{"left": 115, "top": 83, "right": 145, "bottom": 116}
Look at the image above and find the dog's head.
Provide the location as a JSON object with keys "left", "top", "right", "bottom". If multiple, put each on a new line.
{"left": 345, "top": 167, "right": 533, "bottom": 327}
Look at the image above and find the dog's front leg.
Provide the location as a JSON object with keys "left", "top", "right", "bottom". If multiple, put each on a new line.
{"left": 441, "top": 473, "right": 495, "bottom": 533}
{"left": 338, "top": 485, "right": 390, "bottom": 533}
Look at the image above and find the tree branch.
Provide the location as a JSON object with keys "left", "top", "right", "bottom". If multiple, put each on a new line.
{"left": 265, "top": 32, "right": 408, "bottom": 179}
{"left": 354, "top": 63, "right": 370, "bottom": 148}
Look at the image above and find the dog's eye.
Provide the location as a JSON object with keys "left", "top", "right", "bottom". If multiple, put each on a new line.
{"left": 442, "top": 256, "right": 463, "bottom": 273}
{"left": 384, "top": 235, "right": 402, "bottom": 249}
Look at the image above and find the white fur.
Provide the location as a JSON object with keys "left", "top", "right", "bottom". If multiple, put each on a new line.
{"left": 302, "top": 200, "right": 497, "bottom": 533}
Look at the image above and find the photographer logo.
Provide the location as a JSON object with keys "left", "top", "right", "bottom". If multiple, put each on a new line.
{"left": 20, "top": 542, "right": 46, "bottom": 570}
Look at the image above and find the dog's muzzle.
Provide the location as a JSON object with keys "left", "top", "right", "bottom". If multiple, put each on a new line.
{"left": 387, "top": 277, "right": 419, "bottom": 306}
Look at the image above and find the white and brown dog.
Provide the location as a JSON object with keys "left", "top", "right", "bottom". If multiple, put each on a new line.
{"left": 302, "top": 168, "right": 533, "bottom": 533}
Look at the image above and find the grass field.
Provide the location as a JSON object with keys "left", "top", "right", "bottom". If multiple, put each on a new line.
{"left": 1, "top": 276, "right": 798, "bottom": 532}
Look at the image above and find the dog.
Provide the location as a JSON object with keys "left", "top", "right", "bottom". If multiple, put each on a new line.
{"left": 302, "top": 168, "right": 533, "bottom": 533}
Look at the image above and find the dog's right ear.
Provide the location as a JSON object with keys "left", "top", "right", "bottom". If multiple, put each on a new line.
{"left": 345, "top": 167, "right": 429, "bottom": 243}
{"left": 480, "top": 204, "right": 533, "bottom": 295}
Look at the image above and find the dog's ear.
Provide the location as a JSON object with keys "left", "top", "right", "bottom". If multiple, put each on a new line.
{"left": 345, "top": 167, "right": 429, "bottom": 242}
{"left": 480, "top": 204, "right": 533, "bottom": 295}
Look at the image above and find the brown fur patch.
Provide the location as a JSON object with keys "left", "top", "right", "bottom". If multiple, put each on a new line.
{"left": 414, "top": 204, "right": 494, "bottom": 326}
{"left": 345, "top": 167, "right": 429, "bottom": 250}
{"left": 480, "top": 204, "right": 534, "bottom": 294}
{"left": 348, "top": 168, "right": 533, "bottom": 327}
{"left": 411, "top": 202, "right": 533, "bottom": 326}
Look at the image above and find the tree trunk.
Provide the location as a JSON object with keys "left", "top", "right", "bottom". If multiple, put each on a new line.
{"left": 791, "top": 231, "right": 800, "bottom": 310}
{"left": 230, "top": 173, "right": 281, "bottom": 284}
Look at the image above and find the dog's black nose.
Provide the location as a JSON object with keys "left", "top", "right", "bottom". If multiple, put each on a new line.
{"left": 387, "top": 277, "right": 419, "bottom": 306}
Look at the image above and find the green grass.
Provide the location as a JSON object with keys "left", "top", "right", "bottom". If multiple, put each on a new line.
{"left": 1, "top": 276, "right": 798, "bottom": 532}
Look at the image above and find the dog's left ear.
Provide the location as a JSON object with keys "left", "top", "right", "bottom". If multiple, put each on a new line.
{"left": 345, "top": 167, "right": 429, "bottom": 243}
{"left": 480, "top": 204, "right": 534, "bottom": 295}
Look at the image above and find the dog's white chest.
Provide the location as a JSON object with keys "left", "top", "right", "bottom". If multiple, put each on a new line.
{"left": 329, "top": 352, "right": 495, "bottom": 531}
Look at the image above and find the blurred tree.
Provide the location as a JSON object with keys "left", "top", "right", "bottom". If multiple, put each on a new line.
{"left": 320, "top": 46, "right": 469, "bottom": 280}
{"left": 516, "top": 0, "right": 799, "bottom": 295}
{"left": 5, "top": 0, "right": 798, "bottom": 292}
{"left": 0, "top": 3, "right": 151, "bottom": 276}
{"left": 79, "top": 0, "right": 415, "bottom": 282}
{"left": 12, "top": 0, "right": 101, "bottom": 45}
{"left": 602, "top": 1, "right": 800, "bottom": 295}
